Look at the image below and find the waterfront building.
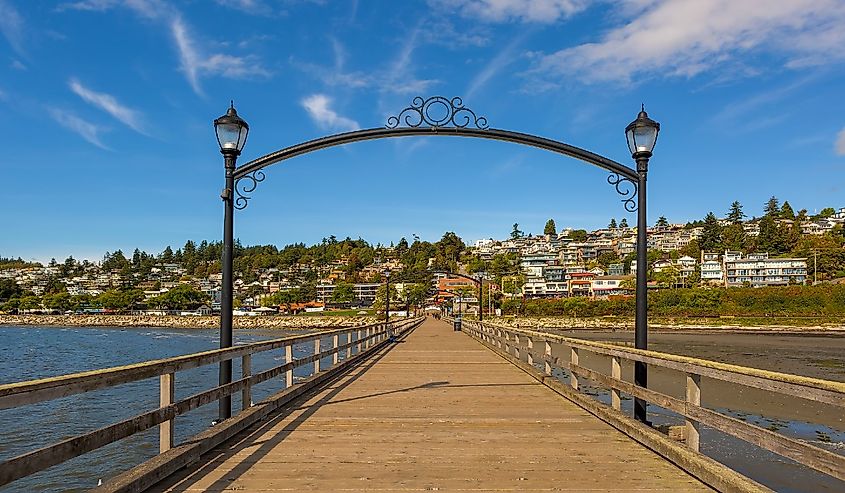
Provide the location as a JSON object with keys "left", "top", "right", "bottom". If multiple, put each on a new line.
{"left": 700, "top": 252, "right": 723, "bottom": 285}
{"left": 723, "top": 252, "right": 807, "bottom": 287}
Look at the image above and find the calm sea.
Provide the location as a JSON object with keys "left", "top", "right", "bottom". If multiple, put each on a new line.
{"left": 0, "top": 325, "right": 323, "bottom": 493}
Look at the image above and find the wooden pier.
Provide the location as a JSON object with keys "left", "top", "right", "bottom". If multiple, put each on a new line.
{"left": 147, "top": 318, "right": 711, "bottom": 492}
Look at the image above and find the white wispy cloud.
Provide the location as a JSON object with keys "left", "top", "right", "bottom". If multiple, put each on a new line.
{"left": 466, "top": 34, "right": 527, "bottom": 98}
{"left": 214, "top": 0, "right": 272, "bottom": 15}
{"left": 59, "top": 1, "right": 270, "bottom": 95}
{"left": 171, "top": 17, "right": 270, "bottom": 95}
{"left": 836, "top": 128, "right": 845, "bottom": 156}
{"left": 296, "top": 34, "right": 436, "bottom": 96}
{"left": 529, "top": 0, "right": 845, "bottom": 85}
{"left": 430, "top": 0, "right": 590, "bottom": 23}
{"left": 69, "top": 78, "right": 146, "bottom": 134}
{"left": 48, "top": 107, "right": 109, "bottom": 149}
{"left": 10, "top": 58, "right": 25, "bottom": 70}
{"left": 301, "top": 94, "right": 359, "bottom": 132}
{"left": 0, "top": 0, "right": 26, "bottom": 55}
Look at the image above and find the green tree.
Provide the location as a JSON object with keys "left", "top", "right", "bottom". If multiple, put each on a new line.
{"left": 150, "top": 285, "right": 208, "bottom": 310}
{"left": 569, "top": 229, "right": 588, "bottom": 242}
{"left": 764, "top": 196, "right": 780, "bottom": 217}
{"left": 402, "top": 283, "right": 431, "bottom": 309}
{"left": 721, "top": 223, "right": 747, "bottom": 251}
{"left": 619, "top": 218, "right": 629, "bottom": 228}
{"left": 818, "top": 207, "right": 836, "bottom": 218}
{"left": 656, "top": 216, "right": 669, "bottom": 228}
{"left": 543, "top": 219, "right": 556, "bottom": 235}
{"left": 780, "top": 201, "right": 795, "bottom": 220}
{"left": 727, "top": 201, "right": 745, "bottom": 224}
{"left": 510, "top": 223, "right": 524, "bottom": 240}
{"left": 43, "top": 292, "right": 72, "bottom": 312}
{"left": 0, "top": 279, "right": 23, "bottom": 302}
{"left": 331, "top": 281, "right": 354, "bottom": 304}
{"left": 608, "top": 218, "right": 617, "bottom": 229}
{"left": 699, "top": 212, "right": 722, "bottom": 252}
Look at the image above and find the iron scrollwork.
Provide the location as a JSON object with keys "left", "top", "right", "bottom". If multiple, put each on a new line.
{"left": 234, "top": 170, "right": 265, "bottom": 210}
{"left": 607, "top": 173, "right": 638, "bottom": 213}
{"left": 386, "top": 96, "right": 489, "bottom": 130}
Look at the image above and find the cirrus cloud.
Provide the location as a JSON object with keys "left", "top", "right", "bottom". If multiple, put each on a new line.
{"left": 529, "top": 0, "right": 845, "bottom": 85}
{"left": 301, "top": 94, "right": 359, "bottom": 132}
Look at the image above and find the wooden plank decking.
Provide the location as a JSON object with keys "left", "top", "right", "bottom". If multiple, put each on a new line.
{"left": 151, "top": 318, "right": 712, "bottom": 492}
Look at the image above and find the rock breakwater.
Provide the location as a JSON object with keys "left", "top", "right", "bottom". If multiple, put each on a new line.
{"left": 0, "top": 314, "right": 379, "bottom": 330}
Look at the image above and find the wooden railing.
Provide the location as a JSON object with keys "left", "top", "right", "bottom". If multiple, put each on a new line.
{"left": 461, "top": 319, "right": 845, "bottom": 483}
{"left": 0, "top": 317, "right": 422, "bottom": 488}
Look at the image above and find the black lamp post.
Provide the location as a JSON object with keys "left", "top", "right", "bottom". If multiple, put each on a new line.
{"left": 626, "top": 105, "right": 659, "bottom": 423}
{"left": 214, "top": 102, "right": 249, "bottom": 422}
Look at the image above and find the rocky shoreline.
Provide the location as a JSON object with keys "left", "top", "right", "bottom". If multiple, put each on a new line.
{"left": 494, "top": 316, "right": 845, "bottom": 334}
{"left": 0, "top": 314, "right": 379, "bottom": 330}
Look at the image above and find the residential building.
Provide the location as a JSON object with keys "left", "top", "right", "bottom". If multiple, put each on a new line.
{"left": 723, "top": 252, "right": 807, "bottom": 287}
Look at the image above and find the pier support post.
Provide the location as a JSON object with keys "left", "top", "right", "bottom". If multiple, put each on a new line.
{"left": 611, "top": 356, "right": 621, "bottom": 411}
{"left": 159, "top": 373, "right": 174, "bottom": 453}
{"left": 241, "top": 354, "right": 252, "bottom": 411}
{"left": 285, "top": 344, "right": 293, "bottom": 388}
{"left": 686, "top": 373, "right": 701, "bottom": 451}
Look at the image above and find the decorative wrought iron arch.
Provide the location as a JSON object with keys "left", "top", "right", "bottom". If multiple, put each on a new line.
{"left": 231, "top": 96, "right": 639, "bottom": 212}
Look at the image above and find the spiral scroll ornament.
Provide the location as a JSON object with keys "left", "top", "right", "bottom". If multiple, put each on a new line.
{"left": 607, "top": 173, "right": 638, "bottom": 213}
{"left": 234, "top": 170, "right": 265, "bottom": 210}
{"left": 386, "top": 96, "right": 489, "bottom": 130}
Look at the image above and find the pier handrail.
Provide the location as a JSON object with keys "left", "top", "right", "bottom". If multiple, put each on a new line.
{"left": 0, "top": 317, "right": 423, "bottom": 488}
{"left": 460, "top": 319, "right": 845, "bottom": 483}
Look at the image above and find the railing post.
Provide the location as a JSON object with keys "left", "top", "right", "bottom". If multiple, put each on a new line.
{"left": 357, "top": 329, "right": 363, "bottom": 353}
{"left": 504, "top": 331, "right": 510, "bottom": 354}
{"left": 241, "top": 354, "right": 252, "bottom": 411}
{"left": 570, "top": 347, "right": 579, "bottom": 390}
{"left": 611, "top": 356, "right": 621, "bottom": 411}
{"left": 544, "top": 341, "right": 552, "bottom": 376}
{"left": 527, "top": 337, "right": 534, "bottom": 366}
{"left": 347, "top": 331, "right": 352, "bottom": 359}
{"left": 332, "top": 334, "right": 339, "bottom": 365}
{"left": 497, "top": 329, "right": 503, "bottom": 349}
{"left": 365, "top": 328, "right": 370, "bottom": 349}
{"left": 285, "top": 344, "right": 293, "bottom": 388}
{"left": 514, "top": 334, "right": 520, "bottom": 360}
{"left": 686, "top": 373, "right": 701, "bottom": 452}
{"left": 159, "top": 373, "right": 174, "bottom": 453}
{"left": 314, "top": 338, "right": 321, "bottom": 374}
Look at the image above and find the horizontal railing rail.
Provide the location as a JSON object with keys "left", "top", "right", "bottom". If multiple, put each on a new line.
{"left": 0, "top": 317, "right": 423, "bottom": 488}
{"left": 460, "top": 319, "right": 845, "bottom": 483}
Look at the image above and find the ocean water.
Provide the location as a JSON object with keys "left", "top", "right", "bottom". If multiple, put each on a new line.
{"left": 0, "top": 325, "right": 331, "bottom": 493}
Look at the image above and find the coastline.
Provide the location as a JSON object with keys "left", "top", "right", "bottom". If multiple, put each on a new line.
{"left": 0, "top": 314, "right": 379, "bottom": 330}
{"left": 488, "top": 316, "right": 845, "bottom": 335}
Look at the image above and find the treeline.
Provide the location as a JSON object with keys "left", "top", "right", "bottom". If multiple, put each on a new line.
{"left": 0, "top": 284, "right": 209, "bottom": 313}
{"left": 501, "top": 284, "right": 845, "bottom": 318}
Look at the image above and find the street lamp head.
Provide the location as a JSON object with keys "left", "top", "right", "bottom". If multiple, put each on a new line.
{"left": 214, "top": 101, "right": 249, "bottom": 155}
{"left": 625, "top": 104, "right": 660, "bottom": 159}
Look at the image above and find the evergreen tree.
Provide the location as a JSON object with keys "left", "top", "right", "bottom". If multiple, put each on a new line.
{"left": 763, "top": 196, "right": 780, "bottom": 217}
{"left": 608, "top": 218, "right": 617, "bottom": 229}
{"left": 619, "top": 218, "right": 629, "bottom": 228}
{"left": 543, "top": 219, "right": 556, "bottom": 235}
{"left": 656, "top": 216, "right": 669, "bottom": 228}
{"left": 699, "top": 212, "right": 723, "bottom": 252}
{"left": 162, "top": 246, "right": 174, "bottom": 263}
{"left": 721, "top": 223, "right": 746, "bottom": 251}
{"left": 780, "top": 201, "right": 795, "bottom": 220}
{"left": 727, "top": 201, "right": 745, "bottom": 224}
{"left": 510, "top": 223, "right": 523, "bottom": 240}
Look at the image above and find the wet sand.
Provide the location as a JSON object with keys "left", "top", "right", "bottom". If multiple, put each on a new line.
{"left": 552, "top": 329, "right": 845, "bottom": 429}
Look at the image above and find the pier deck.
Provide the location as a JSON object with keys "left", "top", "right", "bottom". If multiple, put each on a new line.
{"left": 151, "top": 318, "right": 711, "bottom": 492}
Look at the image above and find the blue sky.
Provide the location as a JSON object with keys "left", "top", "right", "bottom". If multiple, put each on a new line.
{"left": 1, "top": 0, "right": 844, "bottom": 263}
